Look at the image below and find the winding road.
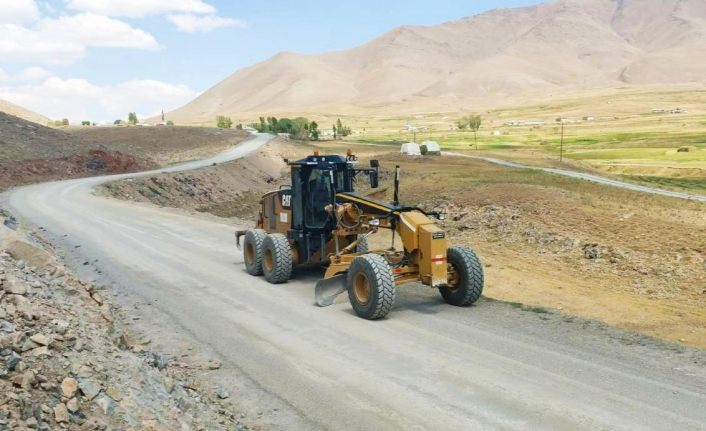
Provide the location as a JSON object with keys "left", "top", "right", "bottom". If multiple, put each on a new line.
{"left": 2, "top": 133, "right": 705, "bottom": 430}
{"left": 445, "top": 152, "right": 706, "bottom": 203}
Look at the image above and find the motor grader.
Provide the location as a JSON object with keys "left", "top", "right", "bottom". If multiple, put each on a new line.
{"left": 235, "top": 151, "right": 484, "bottom": 319}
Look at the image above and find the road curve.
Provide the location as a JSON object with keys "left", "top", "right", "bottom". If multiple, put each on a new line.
{"left": 2, "top": 134, "right": 705, "bottom": 430}
{"left": 445, "top": 152, "right": 706, "bottom": 203}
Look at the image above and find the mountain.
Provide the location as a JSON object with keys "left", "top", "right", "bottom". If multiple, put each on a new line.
{"left": 165, "top": 0, "right": 706, "bottom": 123}
{"left": 0, "top": 99, "right": 50, "bottom": 125}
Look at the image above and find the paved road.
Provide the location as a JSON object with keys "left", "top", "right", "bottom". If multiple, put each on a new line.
{"left": 445, "top": 152, "right": 706, "bottom": 203}
{"left": 2, "top": 134, "right": 705, "bottom": 430}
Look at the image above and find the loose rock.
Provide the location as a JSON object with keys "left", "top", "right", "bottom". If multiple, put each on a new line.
{"left": 61, "top": 377, "right": 78, "bottom": 398}
{"left": 53, "top": 403, "right": 69, "bottom": 423}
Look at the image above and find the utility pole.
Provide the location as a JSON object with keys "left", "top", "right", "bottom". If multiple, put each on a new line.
{"left": 560, "top": 121, "right": 564, "bottom": 162}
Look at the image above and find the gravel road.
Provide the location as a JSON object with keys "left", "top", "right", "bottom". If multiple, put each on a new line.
{"left": 2, "top": 134, "right": 705, "bottom": 430}
{"left": 445, "top": 152, "right": 706, "bottom": 202}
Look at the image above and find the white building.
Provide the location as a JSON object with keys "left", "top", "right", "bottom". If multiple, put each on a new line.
{"left": 400, "top": 142, "right": 421, "bottom": 156}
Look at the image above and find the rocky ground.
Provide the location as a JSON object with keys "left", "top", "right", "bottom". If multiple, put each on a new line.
{"left": 0, "top": 220, "right": 255, "bottom": 430}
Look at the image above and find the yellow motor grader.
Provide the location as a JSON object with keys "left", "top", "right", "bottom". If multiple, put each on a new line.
{"left": 236, "top": 151, "right": 483, "bottom": 319}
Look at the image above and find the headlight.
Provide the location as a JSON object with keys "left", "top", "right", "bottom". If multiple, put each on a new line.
{"left": 369, "top": 218, "right": 380, "bottom": 226}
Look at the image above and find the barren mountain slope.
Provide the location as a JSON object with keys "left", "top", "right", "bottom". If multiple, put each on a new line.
{"left": 165, "top": 0, "right": 706, "bottom": 123}
{"left": 0, "top": 98, "right": 49, "bottom": 125}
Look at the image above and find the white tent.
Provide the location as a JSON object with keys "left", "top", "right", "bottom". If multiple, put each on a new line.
{"left": 421, "top": 141, "right": 440, "bottom": 154}
{"left": 400, "top": 142, "right": 421, "bottom": 155}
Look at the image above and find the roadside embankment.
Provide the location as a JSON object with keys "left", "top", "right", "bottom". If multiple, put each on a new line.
{"left": 0, "top": 216, "right": 255, "bottom": 430}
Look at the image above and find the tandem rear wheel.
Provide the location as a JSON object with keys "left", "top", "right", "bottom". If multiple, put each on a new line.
{"left": 262, "top": 233, "right": 293, "bottom": 284}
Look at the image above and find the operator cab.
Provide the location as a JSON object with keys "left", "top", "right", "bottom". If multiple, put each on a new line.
{"left": 288, "top": 154, "right": 355, "bottom": 231}
{"left": 284, "top": 152, "right": 378, "bottom": 262}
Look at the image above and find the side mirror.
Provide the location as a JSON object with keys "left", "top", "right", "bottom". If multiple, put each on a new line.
{"left": 370, "top": 160, "right": 379, "bottom": 168}
{"left": 369, "top": 170, "right": 379, "bottom": 188}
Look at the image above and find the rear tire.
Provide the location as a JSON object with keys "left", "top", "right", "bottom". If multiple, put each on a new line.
{"left": 262, "top": 234, "right": 293, "bottom": 284}
{"left": 439, "top": 246, "right": 484, "bottom": 306}
{"left": 243, "top": 229, "right": 266, "bottom": 276}
{"left": 346, "top": 254, "right": 396, "bottom": 319}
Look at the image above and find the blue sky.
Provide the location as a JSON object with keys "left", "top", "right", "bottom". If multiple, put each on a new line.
{"left": 0, "top": 0, "right": 542, "bottom": 122}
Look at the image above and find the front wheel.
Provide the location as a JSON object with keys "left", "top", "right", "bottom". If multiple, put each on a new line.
{"left": 346, "top": 254, "right": 396, "bottom": 319}
{"left": 262, "top": 234, "right": 293, "bottom": 284}
{"left": 439, "top": 247, "right": 484, "bottom": 306}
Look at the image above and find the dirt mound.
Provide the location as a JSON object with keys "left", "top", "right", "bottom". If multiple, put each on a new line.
{"left": 0, "top": 112, "right": 80, "bottom": 162}
{"left": 0, "top": 111, "right": 249, "bottom": 190}
{"left": 100, "top": 138, "right": 311, "bottom": 220}
{"left": 0, "top": 150, "right": 153, "bottom": 190}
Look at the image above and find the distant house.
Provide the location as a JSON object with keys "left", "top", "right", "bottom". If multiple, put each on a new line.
{"left": 652, "top": 109, "right": 665, "bottom": 113}
{"left": 582, "top": 116, "right": 595, "bottom": 121}
{"left": 277, "top": 133, "right": 291, "bottom": 140}
{"left": 671, "top": 108, "right": 687, "bottom": 114}
{"left": 504, "top": 120, "right": 545, "bottom": 127}
{"left": 400, "top": 142, "right": 421, "bottom": 156}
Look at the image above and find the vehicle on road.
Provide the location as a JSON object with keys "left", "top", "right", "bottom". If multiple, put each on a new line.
{"left": 236, "top": 151, "right": 484, "bottom": 319}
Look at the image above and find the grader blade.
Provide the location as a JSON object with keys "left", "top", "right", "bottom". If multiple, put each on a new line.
{"left": 314, "top": 274, "right": 347, "bottom": 307}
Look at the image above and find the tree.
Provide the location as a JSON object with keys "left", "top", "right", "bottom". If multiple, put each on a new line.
{"left": 81, "top": 120, "right": 91, "bottom": 126}
{"left": 167, "top": 120, "right": 175, "bottom": 126}
{"left": 333, "top": 124, "right": 337, "bottom": 140}
{"left": 235, "top": 123, "right": 243, "bottom": 130}
{"left": 456, "top": 117, "right": 468, "bottom": 130}
{"left": 217, "top": 116, "right": 233, "bottom": 128}
{"left": 309, "top": 121, "right": 319, "bottom": 141}
{"left": 128, "top": 112, "right": 138, "bottom": 125}
{"left": 61, "top": 118, "right": 69, "bottom": 126}
{"left": 114, "top": 119, "right": 123, "bottom": 125}
{"left": 468, "top": 115, "right": 482, "bottom": 150}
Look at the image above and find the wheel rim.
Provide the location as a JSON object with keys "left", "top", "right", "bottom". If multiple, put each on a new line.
{"left": 353, "top": 272, "right": 371, "bottom": 305}
{"left": 264, "top": 249, "right": 274, "bottom": 272}
{"left": 245, "top": 243, "right": 255, "bottom": 265}
{"left": 446, "top": 262, "right": 460, "bottom": 291}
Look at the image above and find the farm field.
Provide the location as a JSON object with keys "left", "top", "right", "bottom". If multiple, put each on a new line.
{"left": 333, "top": 88, "right": 706, "bottom": 194}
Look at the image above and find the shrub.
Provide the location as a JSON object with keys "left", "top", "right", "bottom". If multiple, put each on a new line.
{"left": 216, "top": 116, "right": 233, "bottom": 128}
{"left": 420, "top": 144, "right": 428, "bottom": 155}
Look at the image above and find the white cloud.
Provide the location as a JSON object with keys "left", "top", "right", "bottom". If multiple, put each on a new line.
{"left": 66, "top": 0, "right": 215, "bottom": 18}
{"left": 0, "top": 0, "right": 39, "bottom": 25}
{"left": 0, "top": 66, "right": 52, "bottom": 82}
{"left": 0, "top": 76, "right": 197, "bottom": 122}
{"left": 16, "top": 66, "right": 52, "bottom": 82}
{"left": 167, "top": 14, "right": 247, "bottom": 33}
{"left": 0, "top": 13, "right": 158, "bottom": 64}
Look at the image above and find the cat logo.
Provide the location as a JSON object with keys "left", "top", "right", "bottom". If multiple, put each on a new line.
{"left": 281, "top": 193, "right": 292, "bottom": 208}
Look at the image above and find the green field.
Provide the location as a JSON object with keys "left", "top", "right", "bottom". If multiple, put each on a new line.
{"left": 336, "top": 88, "right": 706, "bottom": 193}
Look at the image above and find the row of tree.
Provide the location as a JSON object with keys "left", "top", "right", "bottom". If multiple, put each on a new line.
{"left": 333, "top": 118, "right": 351, "bottom": 139}
{"left": 250, "top": 116, "right": 320, "bottom": 140}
